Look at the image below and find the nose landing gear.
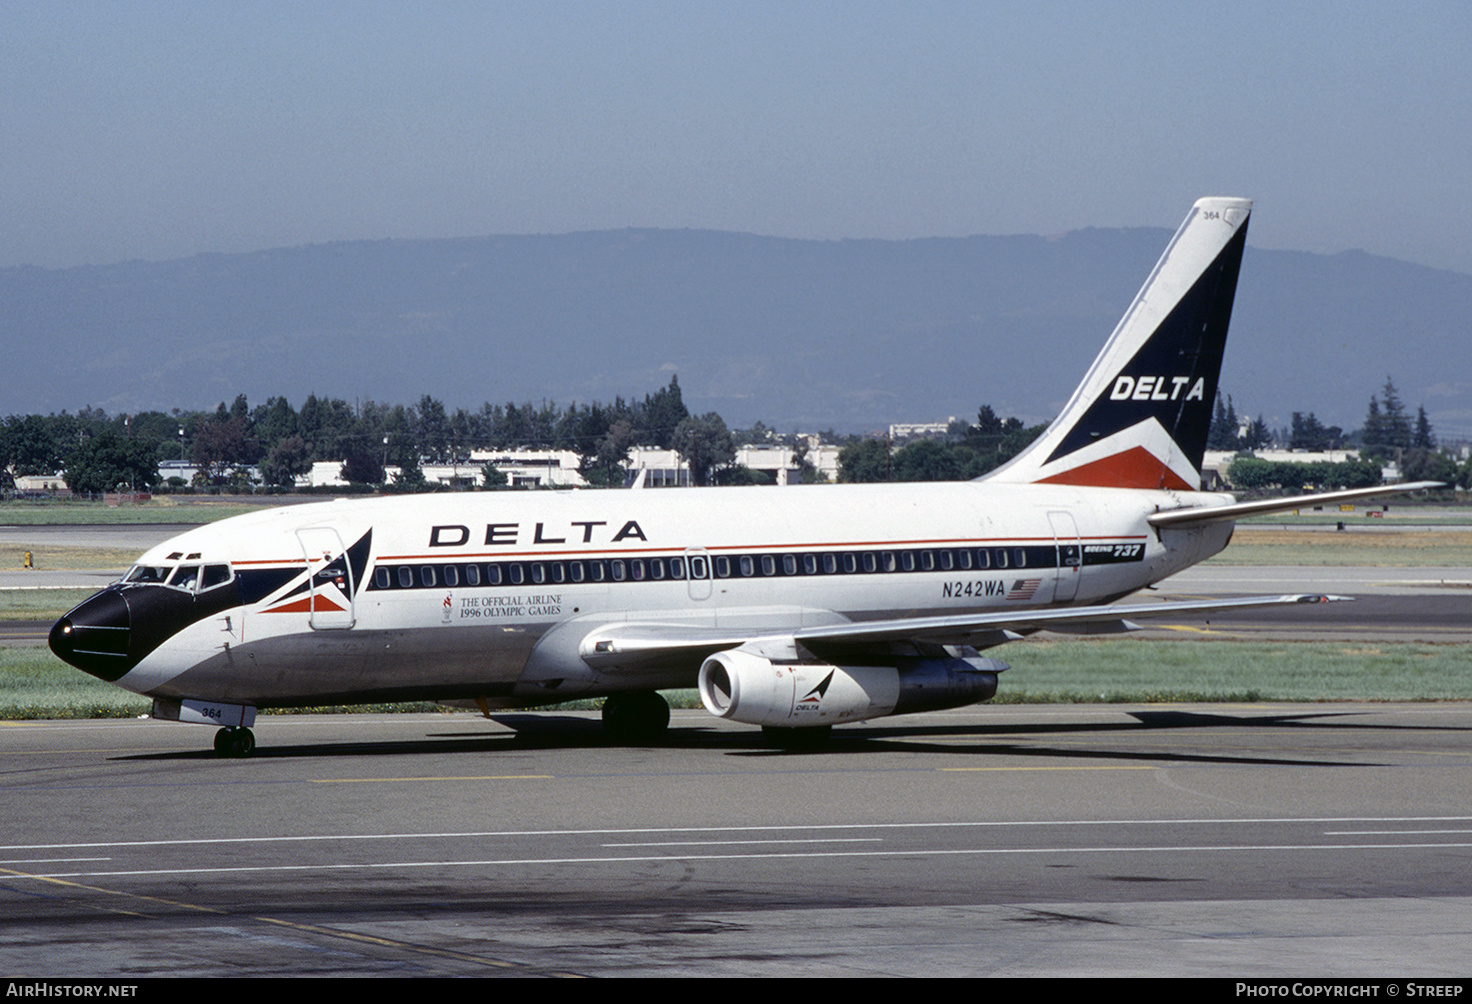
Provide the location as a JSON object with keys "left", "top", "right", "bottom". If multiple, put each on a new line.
{"left": 213, "top": 726, "right": 256, "bottom": 758}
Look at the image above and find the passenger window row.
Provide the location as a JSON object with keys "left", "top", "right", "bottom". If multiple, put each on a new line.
{"left": 373, "top": 555, "right": 690, "bottom": 590}
{"left": 369, "top": 545, "right": 1058, "bottom": 592}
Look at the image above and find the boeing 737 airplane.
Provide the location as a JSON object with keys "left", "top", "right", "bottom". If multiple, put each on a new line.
{"left": 49, "top": 198, "right": 1437, "bottom": 756}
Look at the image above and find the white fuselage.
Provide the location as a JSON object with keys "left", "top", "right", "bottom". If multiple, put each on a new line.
{"left": 105, "top": 482, "right": 1234, "bottom": 708}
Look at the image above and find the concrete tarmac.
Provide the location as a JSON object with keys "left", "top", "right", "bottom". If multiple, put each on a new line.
{"left": 3, "top": 704, "right": 1472, "bottom": 977}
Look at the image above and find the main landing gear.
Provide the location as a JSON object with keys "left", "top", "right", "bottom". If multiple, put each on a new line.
{"left": 213, "top": 726, "right": 256, "bottom": 758}
{"left": 601, "top": 691, "right": 670, "bottom": 743}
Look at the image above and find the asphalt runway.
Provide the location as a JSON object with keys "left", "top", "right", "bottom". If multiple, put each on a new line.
{"left": 3, "top": 705, "right": 1471, "bottom": 977}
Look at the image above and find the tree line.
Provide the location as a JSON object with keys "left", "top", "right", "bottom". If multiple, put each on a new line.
{"left": 4, "top": 375, "right": 1467, "bottom": 496}
{"left": 1209, "top": 377, "right": 1467, "bottom": 489}
{"left": 0, "top": 377, "right": 761, "bottom": 494}
{"left": 836, "top": 406, "right": 1045, "bottom": 483}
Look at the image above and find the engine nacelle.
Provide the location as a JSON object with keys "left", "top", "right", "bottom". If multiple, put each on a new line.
{"left": 698, "top": 648, "right": 1006, "bottom": 728}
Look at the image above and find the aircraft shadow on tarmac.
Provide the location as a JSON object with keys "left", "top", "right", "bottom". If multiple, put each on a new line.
{"left": 109, "top": 706, "right": 1455, "bottom": 768}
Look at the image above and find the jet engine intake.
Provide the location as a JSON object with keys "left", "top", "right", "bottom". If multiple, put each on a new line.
{"left": 698, "top": 648, "right": 1006, "bottom": 728}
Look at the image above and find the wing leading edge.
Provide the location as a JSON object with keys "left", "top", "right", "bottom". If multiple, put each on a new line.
{"left": 578, "top": 593, "right": 1347, "bottom": 672}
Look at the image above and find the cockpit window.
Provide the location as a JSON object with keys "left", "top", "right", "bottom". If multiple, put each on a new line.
{"left": 167, "top": 565, "right": 201, "bottom": 591}
{"left": 124, "top": 561, "right": 231, "bottom": 593}
{"left": 199, "top": 564, "right": 233, "bottom": 591}
{"left": 124, "top": 564, "right": 172, "bottom": 585}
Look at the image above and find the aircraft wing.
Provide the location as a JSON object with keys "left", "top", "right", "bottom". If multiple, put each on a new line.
{"left": 1148, "top": 482, "right": 1444, "bottom": 528}
{"left": 578, "top": 593, "right": 1346, "bottom": 670}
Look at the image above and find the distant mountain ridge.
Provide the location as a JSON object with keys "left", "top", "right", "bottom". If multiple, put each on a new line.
{"left": 4, "top": 227, "right": 1469, "bottom": 437}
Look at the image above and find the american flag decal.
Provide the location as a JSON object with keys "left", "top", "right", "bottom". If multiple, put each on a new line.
{"left": 1006, "top": 578, "right": 1043, "bottom": 601}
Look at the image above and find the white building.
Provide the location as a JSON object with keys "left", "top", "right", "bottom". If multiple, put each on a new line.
{"left": 290, "top": 440, "right": 842, "bottom": 491}
{"left": 465, "top": 450, "right": 586, "bottom": 488}
{"left": 732, "top": 442, "right": 841, "bottom": 484}
{"left": 625, "top": 447, "right": 690, "bottom": 487}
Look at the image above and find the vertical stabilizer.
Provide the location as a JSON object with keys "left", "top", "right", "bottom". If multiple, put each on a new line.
{"left": 983, "top": 198, "right": 1251, "bottom": 490}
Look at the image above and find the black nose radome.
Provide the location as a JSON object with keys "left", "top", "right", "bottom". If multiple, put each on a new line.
{"left": 50, "top": 590, "right": 133, "bottom": 682}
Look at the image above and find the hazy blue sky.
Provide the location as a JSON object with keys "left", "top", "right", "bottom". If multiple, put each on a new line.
{"left": 4, "top": 2, "right": 1469, "bottom": 273}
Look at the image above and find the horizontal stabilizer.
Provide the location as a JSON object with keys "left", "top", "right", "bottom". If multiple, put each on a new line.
{"left": 1147, "top": 482, "right": 1445, "bottom": 528}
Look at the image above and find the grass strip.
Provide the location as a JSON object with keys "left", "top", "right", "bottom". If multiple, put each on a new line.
{"left": 0, "top": 499, "right": 274, "bottom": 525}
{"left": 1205, "top": 529, "right": 1472, "bottom": 566}
{"left": 0, "top": 544, "right": 139, "bottom": 573}
{"left": 0, "top": 588, "right": 93, "bottom": 621}
{"left": 1241, "top": 512, "right": 1471, "bottom": 526}
{"left": 993, "top": 637, "right": 1472, "bottom": 702}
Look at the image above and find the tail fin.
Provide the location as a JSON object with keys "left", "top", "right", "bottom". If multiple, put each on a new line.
{"left": 983, "top": 197, "right": 1251, "bottom": 491}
